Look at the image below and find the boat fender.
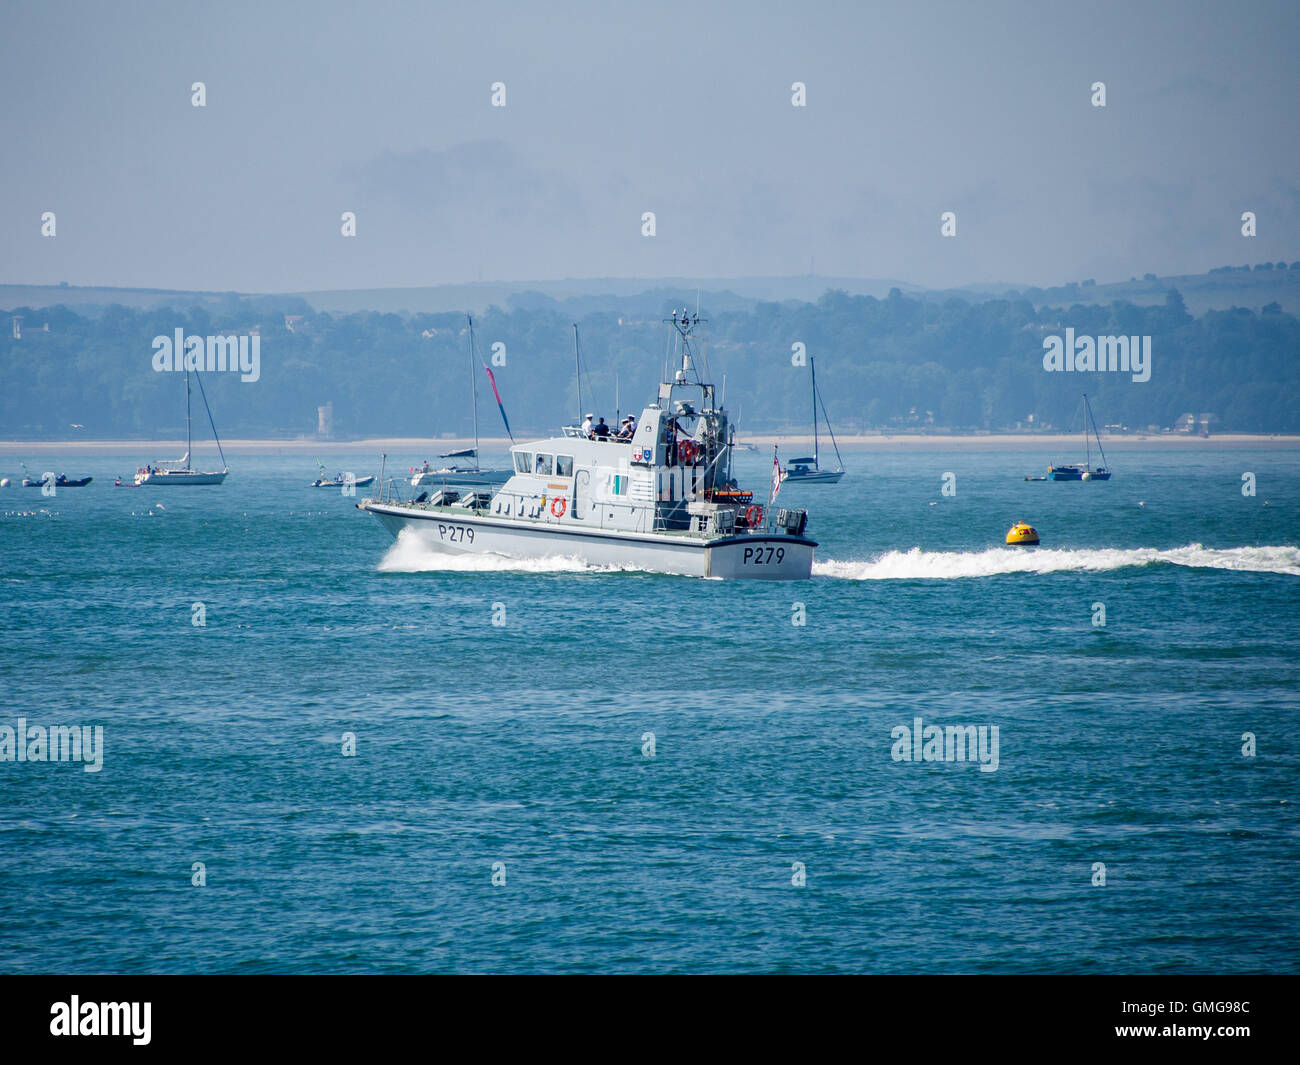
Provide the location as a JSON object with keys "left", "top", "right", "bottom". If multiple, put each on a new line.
{"left": 551, "top": 496, "right": 567, "bottom": 517}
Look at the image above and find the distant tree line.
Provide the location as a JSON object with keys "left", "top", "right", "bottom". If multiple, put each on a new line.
{"left": 2, "top": 286, "right": 1297, "bottom": 438}
{"left": 1209, "top": 263, "right": 1300, "bottom": 272}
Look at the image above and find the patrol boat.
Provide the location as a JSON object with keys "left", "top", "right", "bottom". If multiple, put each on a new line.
{"left": 357, "top": 312, "right": 817, "bottom": 579}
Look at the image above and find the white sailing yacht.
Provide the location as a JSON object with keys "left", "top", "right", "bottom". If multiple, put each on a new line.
{"left": 782, "top": 356, "right": 845, "bottom": 484}
{"left": 411, "top": 316, "right": 512, "bottom": 488}
{"left": 135, "top": 366, "right": 229, "bottom": 485}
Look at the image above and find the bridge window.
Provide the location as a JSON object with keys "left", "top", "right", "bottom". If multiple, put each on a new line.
{"left": 513, "top": 452, "right": 532, "bottom": 474}
{"left": 534, "top": 453, "right": 553, "bottom": 476}
{"left": 556, "top": 455, "right": 573, "bottom": 477}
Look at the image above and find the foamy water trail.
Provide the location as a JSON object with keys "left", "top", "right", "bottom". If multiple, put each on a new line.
{"left": 815, "top": 544, "right": 1300, "bottom": 580}
{"left": 377, "top": 529, "right": 646, "bottom": 574}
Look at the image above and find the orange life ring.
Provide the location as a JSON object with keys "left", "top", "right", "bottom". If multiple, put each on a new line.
{"left": 678, "top": 439, "right": 696, "bottom": 464}
{"left": 744, "top": 504, "right": 763, "bottom": 527}
{"left": 551, "top": 496, "right": 567, "bottom": 517}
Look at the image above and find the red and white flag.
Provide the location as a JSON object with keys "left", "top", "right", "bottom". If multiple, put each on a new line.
{"left": 771, "top": 445, "right": 783, "bottom": 502}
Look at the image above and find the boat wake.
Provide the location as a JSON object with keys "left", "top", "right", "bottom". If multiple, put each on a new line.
{"left": 815, "top": 544, "right": 1300, "bottom": 580}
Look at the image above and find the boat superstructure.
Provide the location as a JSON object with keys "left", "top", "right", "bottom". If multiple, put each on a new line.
{"left": 359, "top": 312, "right": 816, "bottom": 579}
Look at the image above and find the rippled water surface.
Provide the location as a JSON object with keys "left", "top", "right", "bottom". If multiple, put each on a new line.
{"left": 1, "top": 445, "right": 1297, "bottom": 972}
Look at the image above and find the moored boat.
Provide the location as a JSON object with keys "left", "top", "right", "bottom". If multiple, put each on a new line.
{"left": 135, "top": 366, "right": 228, "bottom": 485}
{"left": 411, "top": 316, "right": 513, "bottom": 488}
{"left": 21, "top": 472, "right": 92, "bottom": 488}
{"left": 782, "top": 355, "right": 845, "bottom": 484}
{"left": 1044, "top": 394, "right": 1111, "bottom": 482}
{"left": 311, "top": 474, "right": 375, "bottom": 489}
{"left": 310, "top": 462, "right": 374, "bottom": 488}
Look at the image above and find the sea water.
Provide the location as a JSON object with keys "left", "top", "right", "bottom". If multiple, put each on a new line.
{"left": 1, "top": 446, "right": 1297, "bottom": 973}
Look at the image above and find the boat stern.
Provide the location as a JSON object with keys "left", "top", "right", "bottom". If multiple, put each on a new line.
{"left": 705, "top": 534, "right": 816, "bottom": 580}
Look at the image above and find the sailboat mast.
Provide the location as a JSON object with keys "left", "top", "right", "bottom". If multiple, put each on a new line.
{"left": 468, "top": 315, "right": 480, "bottom": 470}
{"left": 810, "top": 356, "right": 819, "bottom": 467}
{"left": 1087, "top": 394, "right": 1109, "bottom": 470}
{"left": 185, "top": 365, "right": 192, "bottom": 465}
{"left": 1083, "top": 394, "right": 1090, "bottom": 469}
{"left": 573, "top": 324, "right": 583, "bottom": 425}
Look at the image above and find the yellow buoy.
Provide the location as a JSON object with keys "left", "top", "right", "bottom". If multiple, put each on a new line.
{"left": 1005, "top": 520, "right": 1039, "bottom": 546}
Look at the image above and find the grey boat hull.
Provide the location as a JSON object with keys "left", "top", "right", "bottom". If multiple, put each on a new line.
{"left": 361, "top": 501, "right": 816, "bottom": 580}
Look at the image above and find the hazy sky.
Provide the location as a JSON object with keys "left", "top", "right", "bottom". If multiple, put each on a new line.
{"left": 2, "top": 0, "right": 1296, "bottom": 293}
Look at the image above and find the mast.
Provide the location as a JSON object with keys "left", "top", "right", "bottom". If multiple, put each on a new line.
{"left": 185, "top": 365, "right": 192, "bottom": 467}
{"left": 191, "top": 368, "right": 228, "bottom": 471}
{"left": 810, "top": 356, "right": 819, "bottom": 468}
{"left": 817, "top": 383, "right": 846, "bottom": 473}
{"left": 1083, "top": 394, "right": 1090, "bottom": 469}
{"left": 573, "top": 324, "right": 583, "bottom": 425}
{"left": 467, "top": 315, "right": 480, "bottom": 470}
{"left": 1086, "top": 394, "right": 1109, "bottom": 470}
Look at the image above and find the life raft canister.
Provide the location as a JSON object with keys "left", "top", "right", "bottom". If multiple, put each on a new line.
{"left": 551, "top": 496, "right": 567, "bottom": 517}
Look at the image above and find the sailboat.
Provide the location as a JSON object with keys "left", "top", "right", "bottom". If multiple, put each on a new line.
{"left": 1047, "top": 393, "right": 1112, "bottom": 481}
{"left": 411, "top": 316, "right": 513, "bottom": 488}
{"left": 782, "top": 356, "right": 845, "bottom": 484}
{"left": 135, "top": 366, "right": 228, "bottom": 485}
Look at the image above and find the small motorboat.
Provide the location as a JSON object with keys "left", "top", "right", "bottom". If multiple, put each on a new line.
{"left": 22, "top": 473, "right": 92, "bottom": 487}
{"left": 1005, "top": 521, "right": 1040, "bottom": 546}
{"left": 310, "top": 474, "right": 374, "bottom": 488}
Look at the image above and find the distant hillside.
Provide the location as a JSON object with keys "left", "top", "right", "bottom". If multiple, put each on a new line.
{"left": 2, "top": 285, "right": 1296, "bottom": 440}
{"left": 284, "top": 275, "right": 923, "bottom": 316}
{"left": 3, "top": 264, "right": 1296, "bottom": 318}
{"left": 936, "top": 263, "right": 1300, "bottom": 315}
